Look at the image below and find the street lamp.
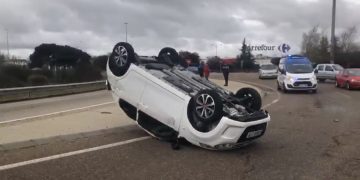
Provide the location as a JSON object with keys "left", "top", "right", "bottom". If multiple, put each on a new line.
{"left": 211, "top": 43, "right": 222, "bottom": 57}
{"left": 330, "top": 0, "right": 336, "bottom": 64}
{"left": 5, "top": 28, "right": 9, "bottom": 60}
{"left": 124, "top": 22, "right": 128, "bottom": 43}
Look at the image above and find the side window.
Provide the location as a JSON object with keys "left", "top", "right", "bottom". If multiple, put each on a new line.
{"left": 325, "top": 65, "right": 333, "bottom": 71}
{"left": 317, "top": 65, "right": 324, "bottom": 71}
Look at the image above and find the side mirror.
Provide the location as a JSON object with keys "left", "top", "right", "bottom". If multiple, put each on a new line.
{"left": 314, "top": 69, "right": 318, "bottom": 74}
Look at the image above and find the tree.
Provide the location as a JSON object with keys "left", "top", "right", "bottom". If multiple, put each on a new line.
{"left": 29, "top": 44, "right": 91, "bottom": 69}
{"left": 179, "top": 51, "right": 200, "bottom": 65}
{"left": 318, "top": 36, "right": 330, "bottom": 63}
{"left": 207, "top": 56, "right": 222, "bottom": 71}
{"left": 236, "top": 38, "right": 255, "bottom": 69}
{"left": 301, "top": 26, "right": 322, "bottom": 62}
{"left": 92, "top": 55, "right": 109, "bottom": 71}
{"left": 338, "top": 26, "right": 358, "bottom": 53}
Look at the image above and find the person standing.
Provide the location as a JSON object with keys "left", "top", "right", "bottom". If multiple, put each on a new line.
{"left": 198, "top": 61, "right": 204, "bottom": 78}
{"left": 203, "top": 63, "right": 210, "bottom": 80}
{"left": 221, "top": 62, "right": 230, "bottom": 86}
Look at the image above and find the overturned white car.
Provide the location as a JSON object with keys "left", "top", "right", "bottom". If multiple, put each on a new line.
{"left": 106, "top": 42, "right": 270, "bottom": 150}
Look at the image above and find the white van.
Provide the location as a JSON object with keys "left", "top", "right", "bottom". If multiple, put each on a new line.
{"left": 277, "top": 55, "right": 318, "bottom": 93}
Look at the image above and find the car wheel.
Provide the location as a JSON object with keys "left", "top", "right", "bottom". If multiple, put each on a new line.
{"left": 158, "top": 47, "right": 186, "bottom": 67}
{"left": 318, "top": 79, "right": 325, "bottom": 83}
{"left": 108, "top": 42, "right": 136, "bottom": 77}
{"left": 235, "top": 88, "right": 262, "bottom": 111}
{"left": 282, "top": 83, "right": 288, "bottom": 93}
{"left": 277, "top": 81, "right": 281, "bottom": 90}
{"left": 188, "top": 90, "right": 223, "bottom": 132}
{"left": 346, "top": 82, "right": 352, "bottom": 90}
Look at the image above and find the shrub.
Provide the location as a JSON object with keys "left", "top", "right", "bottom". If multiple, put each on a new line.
{"left": 27, "top": 75, "right": 49, "bottom": 86}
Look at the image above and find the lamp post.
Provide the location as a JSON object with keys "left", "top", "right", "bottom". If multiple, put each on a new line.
{"left": 6, "top": 28, "right": 9, "bottom": 60}
{"left": 330, "top": 0, "right": 336, "bottom": 64}
{"left": 124, "top": 22, "right": 128, "bottom": 43}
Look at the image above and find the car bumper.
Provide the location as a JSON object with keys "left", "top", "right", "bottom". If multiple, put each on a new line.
{"left": 284, "top": 80, "right": 317, "bottom": 91}
{"left": 260, "top": 73, "right": 277, "bottom": 78}
{"left": 183, "top": 111, "right": 271, "bottom": 150}
{"left": 350, "top": 81, "right": 360, "bottom": 89}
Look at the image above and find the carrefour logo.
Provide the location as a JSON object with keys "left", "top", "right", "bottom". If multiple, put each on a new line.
{"left": 247, "top": 43, "right": 291, "bottom": 53}
{"left": 278, "top": 43, "right": 291, "bottom": 53}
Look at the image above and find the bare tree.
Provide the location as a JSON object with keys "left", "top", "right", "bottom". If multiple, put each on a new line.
{"left": 338, "top": 26, "right": 358, "bottom": 53}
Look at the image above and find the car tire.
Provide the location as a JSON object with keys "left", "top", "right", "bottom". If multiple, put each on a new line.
{"left": 235, "top": 88, "right": 262, "bottom": 111}
{"left": 346, "top": 81, "right": 352, "bottom": 90}
{"left": 158, "top": 47, "right": 186, "bottom": 67}
{"left": 277, "top": 81, "right": 281, "bottom": 90}
{"left": 318, "top": 79, "right": 325, "bottom": 83}
{"left": 108, "top": 42, "right": 136, "bottom": 77}
{"left": 282, "top": 83, "right": 288, "bottom": 93}
{"left": 188, "top": 90, "right": 223, "bottom": 132}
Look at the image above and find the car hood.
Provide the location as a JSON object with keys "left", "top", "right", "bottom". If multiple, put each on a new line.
{"left": 350, "top": 76, "right": 360, "bottom": 81}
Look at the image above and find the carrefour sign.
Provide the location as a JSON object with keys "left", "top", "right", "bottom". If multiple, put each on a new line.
{"left": 247, "top": 43, "right": 291, "bottom": 53}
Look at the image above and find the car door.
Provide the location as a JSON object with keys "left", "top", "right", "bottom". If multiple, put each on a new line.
{"left": 316, "top": 65, "right": 325, "bottom": 79}
{"left": 139, "top": 79, "right": 185, "bottom": 130}
{"left": 339, "top": 70, "right": 347, "bottom": 86}
{"left": 324, "top": 65, "right": 335, "bottom": 79}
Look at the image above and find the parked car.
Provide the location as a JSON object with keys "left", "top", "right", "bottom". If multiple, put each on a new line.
{"left": 315, "top": 64, "right": 343, "bottom": 82}
{"left": 277, "top": 55, "right": 318, "bottom": 93}
{"left": 335, "top": 68, "right": 360, "bottom": 90}
{"left": 186, "top": 66, "right": 199, "bottom": 75}
{"left": 259, "top": 64, "right": 278, "bottom": 79}
{"left": 106, "top": 42, "right": 271, "bottom": 150}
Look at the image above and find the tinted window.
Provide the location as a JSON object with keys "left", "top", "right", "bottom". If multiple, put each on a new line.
{"left": 332, "top": 64, "right": 344, "bottom": 71}
{"left": 348, "top": 69, "right": 360, "bottom": 76}
{"left": 317, "top": 65, "right": 324, "bottom": 71}
{"left": 325, "top": 66, "right": 333, "bottom": 71}
{"left": 261, "top": 64, "right": 277, "bottom": 70}
{"left": 286, "top": 63, "right": 313, "bottom": 74}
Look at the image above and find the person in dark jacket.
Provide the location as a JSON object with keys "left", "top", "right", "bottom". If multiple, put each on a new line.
{"left": 221, "top": 62, "right": 230, "bottom": 86}
{"left": 198, "top": 61, "right": 204, "bottom": 78}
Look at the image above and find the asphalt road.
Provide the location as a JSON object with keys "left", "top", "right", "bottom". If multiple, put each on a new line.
{"left": 1, "top": 73, "right": 360, "bottom": 180}
{"left": 0, "top": 91, "right": 112, "bottom": 122}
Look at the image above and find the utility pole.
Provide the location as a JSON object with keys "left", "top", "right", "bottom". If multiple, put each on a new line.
{"left": 6, "top": 28, "right": 9, "bottom": 60}
{"left": 330, "top": 0, "right": 336, "bottom": 64}
{"left": 124, "top": 22, "right": 128, "bottom": 43}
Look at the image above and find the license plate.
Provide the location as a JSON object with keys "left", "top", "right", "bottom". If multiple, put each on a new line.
{"left": 246, "top": 130, "right": 263, "bottom": 138}
{"left": 299, "top": 84, "right": 308, "bottom": 87}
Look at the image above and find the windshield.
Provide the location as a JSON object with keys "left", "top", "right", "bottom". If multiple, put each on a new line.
{"left": 261, "top": 64, "right": 277, "bottom": 70}
{"left": 348, "top": 69, "right": 360, "bottom": 76}
{"left": 333, "top": 64, "right": 344, "bottom": 71}
{"left": 286, "top": 63, "right": 313, "bottom": 74}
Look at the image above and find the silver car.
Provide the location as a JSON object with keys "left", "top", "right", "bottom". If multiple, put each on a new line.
{"left": 315, "top": 64, "right": 343, "bottom": 82}
{"left": 259, "top": 64, "right": 278, "bottom": 79}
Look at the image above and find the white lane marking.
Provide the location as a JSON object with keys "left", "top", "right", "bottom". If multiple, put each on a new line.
{"left": 335, "top": 92, "right": 351, "bottom": 99}
{"left": 0, "top": 102, "right": 113, "bottom": 125}
{"left": 0, "top": 136, "right": 151, "bottom": 171}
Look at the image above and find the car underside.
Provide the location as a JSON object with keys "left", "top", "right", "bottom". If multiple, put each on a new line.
{"left": 106, "top": 42, "right": 270, "bottom": 150}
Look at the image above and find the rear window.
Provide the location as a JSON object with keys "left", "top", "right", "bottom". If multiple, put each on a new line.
{"left": 260, "top": 64, "right": 277, "bottom": 70}
{"left": 332, "top": 64, "right": 343, "bottom": 71}
{"left": 348, "top": 69, "right": 360, "bottom": 76}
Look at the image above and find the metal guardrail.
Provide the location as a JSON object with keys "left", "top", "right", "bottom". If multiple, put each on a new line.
{"left": 0, "top": 81, "right": 106, "bottom": 103}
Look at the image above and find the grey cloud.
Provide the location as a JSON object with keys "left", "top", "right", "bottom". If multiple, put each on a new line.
{"left": 0, "top": 0, "right": 359, "bottom": 59}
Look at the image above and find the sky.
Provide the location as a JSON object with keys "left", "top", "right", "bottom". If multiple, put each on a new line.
{"left": 0, "top": 0, "right": 360, "bottom": 59}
